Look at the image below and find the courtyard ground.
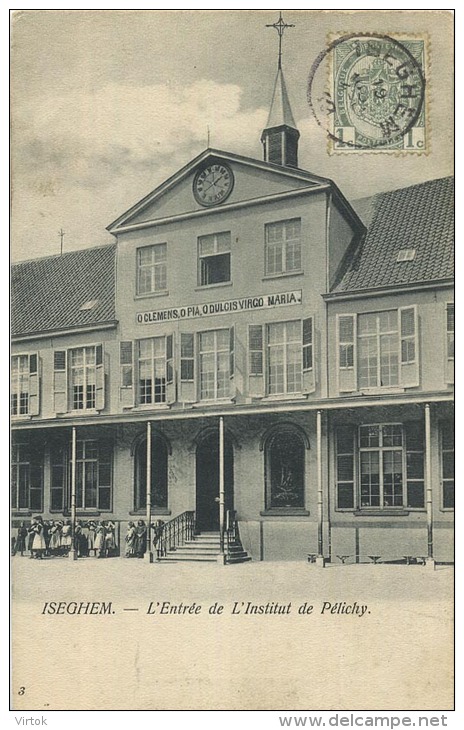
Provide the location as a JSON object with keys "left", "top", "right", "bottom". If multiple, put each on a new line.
{"left": 11, "top": 555, "right": 454, "bottom": 712}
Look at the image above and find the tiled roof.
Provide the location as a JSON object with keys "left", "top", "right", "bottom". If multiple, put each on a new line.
{"left": 12, "top": 244, "right": 117, "bottom": 337}
{"left": 332, "top": 177, "right": 454, "bottom": 293}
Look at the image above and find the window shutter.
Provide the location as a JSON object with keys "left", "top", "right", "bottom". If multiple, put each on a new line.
{"left": 399, "top": 305, "right": 419, "bottom": 387}
{"left": 95, "top": 344, "right": 105, "bottom": 410}
{"left": 53, "top": 350, "right": 68, "bottom": 414}
{"left": 29, "top": 353, "right": 40, "bottom": 416}
{"left": 445, "top": 303, "right": 454, "bottom": 385}
{"left": 120, "top": 341, "right": 134, "bottom": 408}
{"left": 336, "top": 425, "right": 356, "bottom": 509}
{"left": 337, "top": 314, "right": 356, "bottom": 392}
{"left": 179, "top": 333, "right": 196, "bottom": 403}
{"left": 302, "top": 317, "right": 315, "bottom": 394}
{"left": 248, "top": 324, "right": 265, "bottom": 398}
{"left": 166, "top": 334, "right": 176, "bottom": 404}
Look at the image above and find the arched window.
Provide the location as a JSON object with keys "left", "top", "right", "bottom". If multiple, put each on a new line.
{"left": 134, "top": 434, "right": 168, "bottom": 510}
{"left": 265, "top": 427, "right": 305, "bottom": 509}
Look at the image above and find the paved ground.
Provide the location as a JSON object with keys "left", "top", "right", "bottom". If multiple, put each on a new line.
{"left": 12, "top": 555, "right": 454, "bottom": 711}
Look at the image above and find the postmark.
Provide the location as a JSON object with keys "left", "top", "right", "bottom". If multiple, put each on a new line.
{"left": 307, "top": 33, "right": 427, "bottom": 153}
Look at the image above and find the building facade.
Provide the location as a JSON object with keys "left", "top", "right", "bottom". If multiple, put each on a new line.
{"left": 11, "top": 64, "right": 454, "bottom": 565}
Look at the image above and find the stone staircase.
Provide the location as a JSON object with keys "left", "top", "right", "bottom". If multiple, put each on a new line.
{"left": 158, "top": 531, "right": 251, "bottom": 564}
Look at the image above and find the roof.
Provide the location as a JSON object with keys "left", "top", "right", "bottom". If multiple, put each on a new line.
{"left": 332, "top": 177, "right": 454, "bottom": 294}
{"left": 107, "top": 147, "right": 335, "bottom": 232}
{"left": 265, "top": 67, "right": 297, "bottom": 130}
{"left": 12, "top": 244, "right": 117, "bottom": 338}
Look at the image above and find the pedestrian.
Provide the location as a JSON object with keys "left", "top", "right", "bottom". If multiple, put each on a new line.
{"left": 94, "top": 521, "right": 106, "bottom": 558}
{"left": 134, "top": 520, "right": 147, "bottom": 558}
{"left": 31, "top": 517, "right": 46, "bottom": 559}
{"left": 49, "top": 521, "right": 61, "bottom": 556}
{"left": 61, "top": 519, "right": 72, "bottom": 555}
{"left": 13, "top": 522, "right": 28, "bottom": 556}
{"left": 27, "top": 519, "right": 36, "bottom": 558}
{"left": 87, "top": 520, "right": 97, "bottom": 557}
{"left": 125, "top": 521, "right": 136, "bottom": 558}
{"left": 105, "top": 521, "right": 116, "bottom": 557}
{"left": 43, "top": 520, "right": 51, "bottom": 556}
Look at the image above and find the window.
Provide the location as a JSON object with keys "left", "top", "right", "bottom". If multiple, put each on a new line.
{"left": 248, "top": 318, "right": 315, "bottom": 397}
{"left": 267, "top": 320, "right": 302, "bottom": 394}
{"left": 265, "top": 427, "right": 305, "bottom": 509}
{"left": 11, "top": 354, "right": 39, "bottom": 417}
{"left": 11, "top": 443, "right": 43, "bottom": 512}
{"left": 441, "top": 421, "right": 454, "bottom": 509}
{"left": 358, "top": 311, "right": 399, "bottom": 388}
{"left": 335, "top": 423, "right": 424, "bottom": 510}
{"left": 198, "top": 232, "right": 231, "bottom": 286}
{"left": 265, "top": 218, "right": 301, "bottom": 276}
{"left": 51, "top": 439, "right": 113, "bottom": 512}
{"left": 134, "top": 434, "right": 168, "bottom": 510}
{"left": 137, "top": 243, "right": 167, "bottom": 295}
{"left": 446, "top": 303, "right": 454, "bottom": 360}
{"left": 199, "top": 329, "right": 230, "bottom": 400}
{"left": 54, "top": 345, "right": 105, "bottom": 414}
{"left": 337, "top": 307, "right": 418, "bottom": 392}
{"left": 69, "top": 346, "right": 100, "bottom": 410}
{"left": 138, "top": 337, "right": 167, "bottom": 405}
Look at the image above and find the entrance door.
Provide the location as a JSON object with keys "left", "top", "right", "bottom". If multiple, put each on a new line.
{"left": 195, "top": 432, "right": 234, "bottom": 531}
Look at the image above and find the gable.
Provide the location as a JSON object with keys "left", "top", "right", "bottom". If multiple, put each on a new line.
{"left": 108, "top": 150, "right": 327, "bottom": 232}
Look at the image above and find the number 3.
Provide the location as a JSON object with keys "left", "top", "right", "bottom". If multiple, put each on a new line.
{"left": 18, "top": 687, "right": 25, "bottom": 695}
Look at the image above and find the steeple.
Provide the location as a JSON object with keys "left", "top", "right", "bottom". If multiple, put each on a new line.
{"left": 261, "top": 12, "right": 300, "bottom": 168}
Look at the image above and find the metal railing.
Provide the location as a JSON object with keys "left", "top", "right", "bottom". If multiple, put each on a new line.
{"left": 154, "top": 511, "right": 195, "bottom": 559}
{"left": 225, "top": 509, "right": 239, "bottom": 560}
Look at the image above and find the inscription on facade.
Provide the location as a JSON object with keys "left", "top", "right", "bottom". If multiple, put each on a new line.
{"left": 136, "top": 290, "right": 302, "bottom": 324}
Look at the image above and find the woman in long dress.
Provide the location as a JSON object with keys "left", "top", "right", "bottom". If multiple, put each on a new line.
{"left": 31, "top": 517, "right": 46, "bottom": 559}
{"left": 87, "top": 521, "right": 96, "bottom": 556}
{"left": 94, "top": 521, "right": 106, "bottom": 558}
{"left": 125, "top": 521, "right": 136, "bottom": 558}
{"left": 105, "top": 521, "right": 116, "bottom": 557}
{"left": 49, "top": 521, "right": 62, "bottom": 555}
{"left": 61, "top": 520, "right": 72, "bottom": 555}
{"left": 134, "top": 520, "right": 147, "bottom": 558}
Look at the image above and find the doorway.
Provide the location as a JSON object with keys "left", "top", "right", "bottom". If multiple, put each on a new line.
{"left": 195, "top": 431, "right": 234, "bottom": 531}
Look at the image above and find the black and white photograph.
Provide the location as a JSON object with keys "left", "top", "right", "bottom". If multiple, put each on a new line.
{"left": 10, "top": 8, "right": 454, "bottom": 714}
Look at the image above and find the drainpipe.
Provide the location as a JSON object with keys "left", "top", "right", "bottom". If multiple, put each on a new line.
{"left": 316, "top": 410, "right": 325, "bottom": 567}
{"left": 425, "top": 404, "right": 435, "bottom": 569}
{"left": 145, "top": 420, "right": 153, "bottom": 562}
{"left": 69, "top": 426, "right": 77, "bottom": 560}
{"left": 218, "top": 416, "right": 226, "bottom": 563}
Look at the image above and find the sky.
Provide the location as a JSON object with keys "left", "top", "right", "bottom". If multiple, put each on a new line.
{"left": 11, "top": 9, "right": 453, "bottom": 261}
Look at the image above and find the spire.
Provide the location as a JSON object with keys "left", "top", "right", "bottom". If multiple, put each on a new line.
{"left": 266, "top": 67, "right": 298, "bottom": 130}
{"left": 262, "top": 12, "right": 300, "bottom": 168}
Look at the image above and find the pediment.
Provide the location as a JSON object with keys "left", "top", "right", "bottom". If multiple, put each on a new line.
{"left": 107, "top": 149, "right": 329, "bottom": 232}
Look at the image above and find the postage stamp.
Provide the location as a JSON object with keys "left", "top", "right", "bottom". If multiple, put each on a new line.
{"left": 307, "top": 33, "right": 428, "bottom": 153}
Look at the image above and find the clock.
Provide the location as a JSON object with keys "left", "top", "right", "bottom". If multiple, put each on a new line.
{"left": 193, "top": 162, "right": 234, "bottom": 206}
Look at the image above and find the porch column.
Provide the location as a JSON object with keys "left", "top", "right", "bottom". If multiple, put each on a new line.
{"left": 145, "top": 420, "right": 153, "bottom": 562}
{"left": 69, "top": 426, "right": 77, "bottom": 560}
{"left": 316, "top": 410, "right": 325, "bottom": 566}
{"left": 219, "top": 416, "right": 225, "bottom": 555}
{"left": 425, "top": 403, "right": 435, "bottom": 568}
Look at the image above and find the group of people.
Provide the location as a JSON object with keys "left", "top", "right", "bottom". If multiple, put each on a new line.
{"left": 124, "top": 520, "right": 165, "bottom": 558}
{"left": 12, "top": 517, "right": 118, "bottom": 559}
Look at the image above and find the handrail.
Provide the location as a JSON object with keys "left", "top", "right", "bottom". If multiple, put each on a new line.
{"left": 153, "top": 510, "right": 195, "bottom": 559}
{"left": 225, "top": 509, "right": 238, "bottom": 560}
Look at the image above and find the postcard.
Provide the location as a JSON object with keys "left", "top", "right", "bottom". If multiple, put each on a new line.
{"left": 11, "top": 9, "right": 454, "bottom": 712}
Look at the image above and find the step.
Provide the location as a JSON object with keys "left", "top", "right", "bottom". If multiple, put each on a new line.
{"left": 158, "top": 554, "right": 218, "bottom": 562}
{"left": 226, "top": 555, "right": 252, "bottom": 564}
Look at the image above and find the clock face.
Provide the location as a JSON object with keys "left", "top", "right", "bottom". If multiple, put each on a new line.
{"left": 193, "top": 163, "right": 234, "bottom": 206}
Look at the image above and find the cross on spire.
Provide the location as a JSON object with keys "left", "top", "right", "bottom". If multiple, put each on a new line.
{"left": 266, "top": 11, "right": 295, "bottom": 70}
{"left": 58, "top": 228, "right": 65, "bottom": 256}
